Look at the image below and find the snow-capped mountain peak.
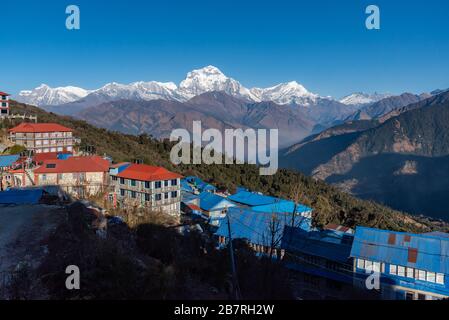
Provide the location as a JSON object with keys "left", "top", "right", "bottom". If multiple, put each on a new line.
{"left": 18, "top": 84, "right": 91, "bottom": 106}
{"left": 339, "top": 92, "right": 392, "bottom": 106}
{"left": 178, "top": 65, "right": 259, "bottom": 101}
{"left": 251, "top": 81, "right": 319, "bottom": 106}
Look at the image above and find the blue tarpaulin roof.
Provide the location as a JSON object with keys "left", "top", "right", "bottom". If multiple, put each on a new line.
{"left": 214, "top": 207, "right": 311, "bottom": 247}
{"left": 0, "top": 189, "right": 44, "bottom": 205}
{"left": 0, "top": 154, "right": 20, "bottom": 168}
{"left": 282, "top": 226, "right": 354, "bottom": 264}
{"left": 198, "top": 192, "right": 235, "bottom": 212}
{"left": 351, "top": 227, "right": 449, "bottom": 274}
{"left": 57, "top": 153, "right": 73, "bottom": 160}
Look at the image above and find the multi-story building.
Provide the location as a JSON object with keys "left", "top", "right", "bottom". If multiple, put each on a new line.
{"left": 8, "top": 123, "right": 78, "bottom": 154}
{"left": 0, "top": 92, "right": 10, "bottom": 116}
{"left": 351, "top": 227, "right": 449, "bottom": 300}
{"left": 109, "top": 163, "right": 182, "bottom": 215}
{"left": 32, "top": 155, "right": 110, "bottom": 197}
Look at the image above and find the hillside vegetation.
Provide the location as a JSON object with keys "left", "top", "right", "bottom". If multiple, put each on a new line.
{"left": 3, "top": 100, "right": 448, "bottom": 233}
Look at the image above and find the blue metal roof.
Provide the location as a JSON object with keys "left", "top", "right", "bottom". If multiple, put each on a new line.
{"left": 214, "top": 207, "right": 310, "bottom": 247}
{"left": 351, "top": 227, "right": 449, "bottom": 274}
{"left": 0, "top": 154, "right": 20, "bottom": 168}
{"left": 198, "top": 192, "right": 235, "bottom": 212}
{"left": 252, "top": 200, "right": 312, "bottom": 214}
{"left": 181, "top": 179, "right": 194, "bottom": 192}
{"left": 282, "top": 226, "right": 354, "bottom": 264}
{"left": 0, "top": 188, "right": 44, "bottom": 205}
{"left": 185, "top": 176, "right": 217, "bottom": 193}
{"left": 181, "top": 191, "right": 199, "bottom": 204}
{"left": 227, "top": 190, "right": 278, "bottom": 206}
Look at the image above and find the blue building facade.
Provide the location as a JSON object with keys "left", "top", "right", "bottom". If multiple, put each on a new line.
{"left": 351, "top": 227, "right": 449, "bottom": 300}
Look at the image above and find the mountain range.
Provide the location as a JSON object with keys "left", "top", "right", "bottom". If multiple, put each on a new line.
{"left": 280, "top": 90, "right": 449, "bottom": 219}
{"left": 15, "top": 65, "right": 414, "bottom": 144}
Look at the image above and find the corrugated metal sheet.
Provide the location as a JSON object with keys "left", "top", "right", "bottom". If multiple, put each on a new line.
{"left": 227, "top": 190, "right": 312, "bottom": 214}
{"left": 214, "top": 207, "right": 311, "bottom": 247}
{"left": 228, "top": 190, "right": 280, "bottom": 206}
{"left": 252, "top": 200, "right": 312, "bottom": 214}
{"left": 282, "top": 226, "right": 354, "bottom": 264}
{"left": 198, "top": 192, "right": 235, "bottom": 212}
{"left": 351, "top": 227, "right": 449, "bottom": 274}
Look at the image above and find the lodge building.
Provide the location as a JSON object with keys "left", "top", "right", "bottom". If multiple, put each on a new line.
{"left": 109, "top": 163, "right": 182, "bottom": 215}
{"left": 8, "top": 123, "right": 78, "bottom": 154}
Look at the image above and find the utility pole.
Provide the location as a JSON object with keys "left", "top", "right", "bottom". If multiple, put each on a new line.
{"left": 226, "top": 211, "right": 241, "bottom": 300}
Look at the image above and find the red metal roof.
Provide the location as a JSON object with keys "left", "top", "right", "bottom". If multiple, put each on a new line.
{"left": 33, "top": 152, "right": 60, "bottom": 164}
{"left": 33, "top": 156, "right": 110, "bottom": 174}
{"left": 9, "top": 123, "right": 73, "bottom": 133}
{"left": 116, "top": 163, "right": 182, "bottom": 182}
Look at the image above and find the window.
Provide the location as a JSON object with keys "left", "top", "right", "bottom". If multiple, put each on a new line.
{"left": 171, "top": 179, "right": 178, "bottom": 186}
{"left": 372, "top": 262, "right": 381, "bottom": 273}
{"left": 405, "top": 292, "right": 414, "bottom": 300}
{"left": 130, "top": 179, "right": 137, "bottom": 187}
{"left": 144, "top": 181, "right": 150, "bottom": 189}
{"left": 406, "top": 267, "right": 414, "bottom": 279}
{"left": 418, "top": 270, "right": 426, "bottom": 281}
{"left": 131, "top": 191, "right": 136, "bottom": 199}
{"left": 436, "top": 273, "right": 445, "bottom": 285}
{"left": 357, "top": 259, "right": 365, "bottom": 269}
{"left": 42, "top": 174, "right": 47, "bottom": 181}
{"left": 426, "top": 272, "right": 436, "bottom": 283}
{"left": 144, "top": 193, "right": 150, "bottom": 202}
{"left": 120, "top": 189, "right": 125, "bottom": 197}
{"left": 155, "top": 181, "right": 162, "bottom": 189}
{"left": 390, "top": 264, "right": 397, "bottom": 275}
{"left": 171, "top": 191, "right": 178, "bottom": 198}
{"left": 46, "top": 163, "right": 56, "bottom": 169}
{"left": 120, "top": 178, "right": 125, "bottom": 185}
{"left": 397, "top": 266, "right": 405, "bottom": 277}
{"left": 164, "top": 192, "right": 169, "bottom": 199}
{"left": 365, "top": 260, "right": 373, "bottom": 271}
{"left": 164, "top": 180, "right": 169, "bottom": 187}
{"left": 57, "top": 174, "right": 63, "bottom": 180}
{"left": 155, "top": 194, "right": 162, "bottom": 201}
{"left": 417, "top": 294, "right": 426, "bottom": 300}
{"left": 112, "top": 176, "right": 118, "bottom": 181}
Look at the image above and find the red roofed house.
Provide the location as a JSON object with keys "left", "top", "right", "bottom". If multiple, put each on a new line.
{"left": 9, "top": 123, "right": 78, "bottom": 154}
{"left": 0, "top": 92, "right": 10, "bottom": 116}
{"left": 109, "top": 163, "right": 182, "bottom": 215}
{"left": 33, "top": 155, "right": 110, "bottom": 198}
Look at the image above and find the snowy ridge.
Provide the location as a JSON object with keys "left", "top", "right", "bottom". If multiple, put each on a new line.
{"left": 17, "top": 66, "right": 388, "bottom": 108}
{"left": 339, "top": 92, "right": 392, "bottom": 106}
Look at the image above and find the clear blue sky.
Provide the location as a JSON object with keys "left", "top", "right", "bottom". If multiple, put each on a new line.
{"left": 1, "top": 0, "right": 448, "bottom": 98}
